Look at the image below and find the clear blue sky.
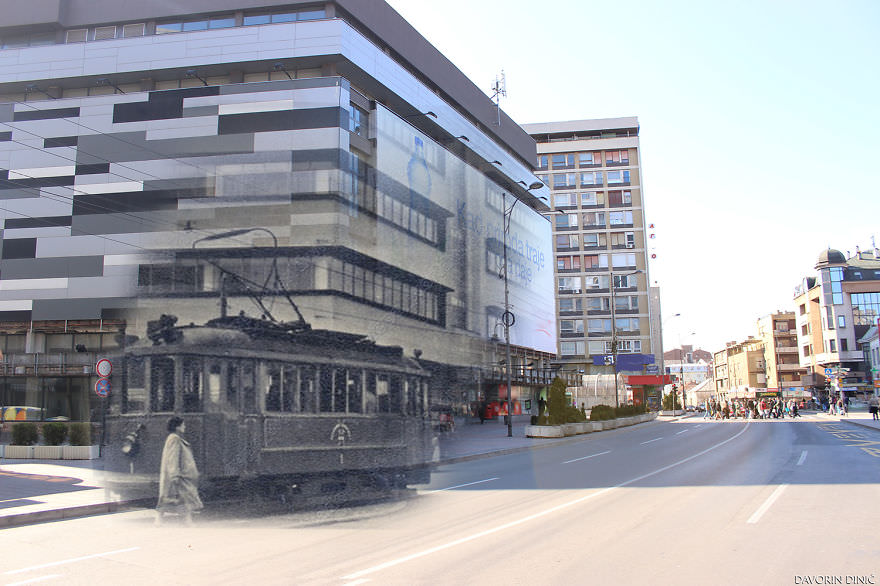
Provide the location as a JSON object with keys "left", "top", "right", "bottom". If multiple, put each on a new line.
{"left": 386, "top": 0, "right": 880, "bottom": 354}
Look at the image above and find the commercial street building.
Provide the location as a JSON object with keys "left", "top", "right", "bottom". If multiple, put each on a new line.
{"left": 0, "top": 0, "right": 554, "bottom": 421}
{"left": 794, "top": 247, "right": 880, "bottom": 399}
{"left": 521, "top": 118, "right": 656, "bottom": 382}
{"left": 755, "top": 311, "right": 807, "bottom": 395}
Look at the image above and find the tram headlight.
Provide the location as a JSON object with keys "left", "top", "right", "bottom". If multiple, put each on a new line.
{"left": 121, "top": 424, "right": 145, "bottom": 458}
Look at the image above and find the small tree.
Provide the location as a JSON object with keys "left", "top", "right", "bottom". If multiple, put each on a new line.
{"left": 547, "top": 377, "right": 568, "bottom": 425}
{"left": 69, "top": 422, "right": 92, "bottom": 446}
{"left": 42, "top": 422, "right": 68, "bottom": 446}
{"left": 12, "top": 423, "right": 39, "bottom": 446}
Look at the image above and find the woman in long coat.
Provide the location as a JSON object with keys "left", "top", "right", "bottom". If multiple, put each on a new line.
{"left": 156, "top": 416, "right": 203, "bottom": 525}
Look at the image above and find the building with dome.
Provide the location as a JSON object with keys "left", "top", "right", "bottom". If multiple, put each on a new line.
{"left": 793, "top": 246, "right": 880, "bottom": 400}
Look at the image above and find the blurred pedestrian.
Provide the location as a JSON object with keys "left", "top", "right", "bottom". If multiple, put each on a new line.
{"left": 869, "top": 395, "right": 879, "bottom": 421}
{"left": 156, "top": 416, "right": 203, "bottom": 526}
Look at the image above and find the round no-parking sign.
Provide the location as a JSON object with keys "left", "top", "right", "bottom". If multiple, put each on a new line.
{"left": 95, "top": 378, "right": 111, "bottom": 397}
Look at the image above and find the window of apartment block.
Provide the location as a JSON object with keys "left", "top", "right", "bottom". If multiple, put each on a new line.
{"left": 536, "top": 155, "right": 548, "bottom": 170}
{"left": 587, "top": 297, "right": 610, "bottom": 312}
{"left": 349, "top": 104, "right": 369, "bottom": 136}
{"left": 553, "top": 173, "right": 577, "bottom": 189}
{"left": 606, "top": 150, "right": 629, "bottom": 165}
{"left": 841, "top": 339, "right": 848, "bottom": 351}
{"left": 556, "top": 234, "right": 579, "bottom": 249}
{"left": 579, "top": 152, "right": 601, "bottom": 167}
{"left": 581, "top": 191, "right": 604, "bottom": 207}
{"left": 552, "top": 154, "right": 575, "bottom": 169}
{"left": 558, "top": 277, "right": 582, "bottom": 294}
{"left": 554, "top": 193, "right": 575, "bottom": 207}
{"left": 609, "top": 210, "right": 633, "bottom": 226}
{"left": 588, "top": 341, "right": 607, "bottom": 355}
{"left": 555, "top": 213, "right": 578, "bottom": 229}
{"left": 613, "top": 274, "right": 637, "bottom": 288}
{"left": 829, "top": 340, "right": 836, "bottom": 352}
{"left": 611, "top": 253, "right": 636, "bottom": 268}
{"left": 557, "top": 255, "right": 581, "bottom": 271}
{"left": 561, "top": 341, "right": 585, "bottom": 356}
{"left": 837, "top": 315, "right": 846, "bottom": 328}
{"left": 559, "top": 298, "right": 583, "bottom": 312}
{"left": 588, "top": 319, "right": 611, "bottom": 334}
{"left": 606, "top": 170, "right": 630, "bottom": 185}
{"left": 583, "top": 254, "right": 608, "bottom": 269}
{"left": 586, "top": 275, "right": 609, "bottom": 289}
{"left": 615, "top": 295, "right": 639, "bottom": 311}
{"left": 583, "top": 233, "right": 606, "bottom": 248}
{"left": 580, "top": 171, "right": 602, "bottom": 187}
{"left": 560, "top": 320, "right": 584, "bottom": 334}
{"left": 610, "top": 232, "right": 635, "bottom": 248}
{"left": 608, "top": 190, "right": 632, "bottom": 206}
{"left": 615, "top": 318, "right": 640, "bottom": 332}
{"left": 583, "top": 211, "right": 605, "bottom": 228}
{"left": 799, "top": 304, "right": 806, "bottom": 315}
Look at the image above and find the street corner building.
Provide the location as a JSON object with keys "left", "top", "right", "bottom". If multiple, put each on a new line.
{"left": 0, "top": 1, "right": 557, "bottom": 437}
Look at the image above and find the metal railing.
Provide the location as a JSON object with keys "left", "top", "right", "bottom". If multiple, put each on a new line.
{"left": 1, "top": 352, "right": 96, "bottom": 376}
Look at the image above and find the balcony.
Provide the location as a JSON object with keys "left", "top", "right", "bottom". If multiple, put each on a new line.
{"left": 776, "top": 363, "right": 805, "bottom": 373}
{"left": 775, "top": 346, "right": 799, "bottom": 354}
{"left": 1, "top": 353, "right": 99, "bottom": 376}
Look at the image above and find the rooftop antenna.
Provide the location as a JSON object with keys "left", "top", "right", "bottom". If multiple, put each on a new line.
{"left": 489, "top": 69, "right": 506, "bottom": 127}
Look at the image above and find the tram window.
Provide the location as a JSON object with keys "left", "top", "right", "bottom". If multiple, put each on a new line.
{"left": 347, "top": 369, "right": 363, "bottom": 413}
{"left": 207, "top": 362, "right": 221, "bottom": 405}
{"left": 364, "top": 372, "right": 377, "bottom": 413}
{"left": 150, "top": 357, "right": 175, "bottom": 412}
{"left": 281, "top": 365, "right": 296, "bottom": 411}
{"left": 389, "top": 375, "right": 403, "bottom": 414}
{"left": 266, "top": 364, "right": 282, "bottom": 412}
{"left": 299, "top": 365, "right": 316, "bottom": 413}
{"left": 319, "top": 368, "right": 333, "bottom": 412}
{"left": 405, "top": 377, "right": 416, "bottom": 415}
{"left": 182, "top": 358, "right": 203, "bottom": 412}
{"left": 226, "top": 363, "right": 239, "bottom": 408}
{"left": 332, "top": 368, "right": 346, "bottom": 412}
{"left": 242, "top": 361, "right": 256, "bottom": 413}
{"left": 124, "top": 356, "right": 146, "bottom": 413}
{"left": 377, "top": 374, "right": 389, "bottom": 413}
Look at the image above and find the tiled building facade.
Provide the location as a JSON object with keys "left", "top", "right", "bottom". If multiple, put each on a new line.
{"left": 0, "top": 1, "right": 556, "bottom": 421}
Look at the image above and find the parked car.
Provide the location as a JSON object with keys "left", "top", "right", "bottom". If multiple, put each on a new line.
{"left": 430, "top": 404, "right": 455, "bottom": 432}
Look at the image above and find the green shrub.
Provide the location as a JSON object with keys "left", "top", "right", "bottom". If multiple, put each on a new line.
{"left": 12, "top": 423, "right": 39, "bottom": 446}
{"left": 614, "top": 404, "right": 646, "bottom": 418}
{"left": 42, "top": 422, "right": 68, "bottom": 446}
{"left": 564, "top": 405, "right": 586, "bottom": 423}
{"left": 590, "top": 404, "right": 615, "bottom": 421}
{"left": 547, "top": 377, "right": 568, "bottom": 425}
{"left": 69, "top": 422, "right": 92, "bottom": 446}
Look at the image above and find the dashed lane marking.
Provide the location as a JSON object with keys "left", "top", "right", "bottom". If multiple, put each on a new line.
{"left": 563, "top": 450, "right": 611, "bottom": 464}
{"left": 747, "top": 484, "right": 788, "bottom": 524}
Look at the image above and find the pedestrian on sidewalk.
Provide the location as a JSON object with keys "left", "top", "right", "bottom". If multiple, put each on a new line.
{"left": 869, "top": 395, "right": 879, "bottom": 421}
{"left": 156, "top": 416, "right": 203, "bottom": 526}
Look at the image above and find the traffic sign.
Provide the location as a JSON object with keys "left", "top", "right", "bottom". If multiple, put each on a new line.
{"left": 824, "top": 368, "right": 833, "bottom": 376}
{"left": 95, "top": 378, "right": 111, "bottom": 397}
{"left": 96, "top": 358, "right": 112, "bottom": 378}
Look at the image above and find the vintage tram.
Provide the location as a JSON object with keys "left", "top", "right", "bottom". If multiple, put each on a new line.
{"left": 104, "top": 312, "right": 434, "bottom": 507}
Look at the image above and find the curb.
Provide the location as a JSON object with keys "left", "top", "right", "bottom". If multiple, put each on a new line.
{"left": 0, "top": 499, "right": 148, "bottom": 529}
{"left": 840, "top": 419, "right": 880, "bottom": 433}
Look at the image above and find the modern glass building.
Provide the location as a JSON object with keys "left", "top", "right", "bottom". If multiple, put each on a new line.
{"left": 0, "top": 0, "right": 555, "bottom": 422}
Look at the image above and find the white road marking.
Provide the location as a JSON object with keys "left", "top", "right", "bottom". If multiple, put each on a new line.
{"left": 342, "top": 580, "right": 371, "bottom": 586}
{"left": 6, "top": 575, "right": 63, "bottom": 586}
{"left": 4, "top": 547, "right": 140, "bottom": 576}
{"left": 342, "top": 424, "right": 752, "bottom": 581}
{"left": 796, "top": 450, "right": 808, "bottom": 466}
{"left": 640, "top": 438, "right": 663, "bottom": 444}
{"left": 423, "top": 477, "right": 499, "bottom": 494}
{"left": 675, "top": 429, "right": 689, "bottom": 435}
{"left": 747, "top": 484, "right": 788, "bottom": 524}
{"left": 563, "top": 450, "right": 611, "bottom": 464}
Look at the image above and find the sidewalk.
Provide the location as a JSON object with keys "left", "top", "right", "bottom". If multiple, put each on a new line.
{"left": 0, "top": 413, "right": 666, "bottom": 529}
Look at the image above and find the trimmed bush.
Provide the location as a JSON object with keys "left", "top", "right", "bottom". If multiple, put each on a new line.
{"left": 590, "top": 404, "right": 615, "bottom": 421}
{"left": 69, "top": 423, "right": 92, "bottom": 446}
{"left": 42, "top": 422, "right": 68, "bottom": 446}
{"left": 12, "top": 423, "right": 39, "bottom": 446}
{"left": 547, "top": 377, "right": 568, "bottom": 425}
{"left": 615, "top": 404, "right": 647, "bottom": 418}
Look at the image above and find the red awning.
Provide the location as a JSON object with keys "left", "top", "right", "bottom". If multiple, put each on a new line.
{"left": 626, "top": 375, "right": 674, "bottom": 385}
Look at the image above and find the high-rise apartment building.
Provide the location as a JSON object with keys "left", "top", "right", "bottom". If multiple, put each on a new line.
{"left": 522, "top": 118, "right": 655, "bottom": 374}
{"left": 0, "top": 0, "right": 554, "bottom": 421}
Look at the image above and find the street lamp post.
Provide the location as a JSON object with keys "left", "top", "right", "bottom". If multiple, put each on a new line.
{"left": 609, "top": 268, "right": 642, "bottom": 407}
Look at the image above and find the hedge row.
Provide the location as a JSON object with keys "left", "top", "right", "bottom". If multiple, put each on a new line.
{"left": 8, "top": 422, "right": 92, "bottom": 446}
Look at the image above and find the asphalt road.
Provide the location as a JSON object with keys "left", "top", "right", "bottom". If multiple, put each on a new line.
{"left": 4, "top": 417, "right": 879, "bottom": 586}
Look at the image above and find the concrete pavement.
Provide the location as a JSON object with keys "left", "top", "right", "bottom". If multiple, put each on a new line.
{"left": 7, "top": 409, "right": 877, "bottom": 529}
